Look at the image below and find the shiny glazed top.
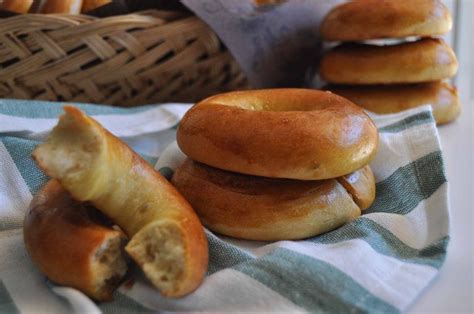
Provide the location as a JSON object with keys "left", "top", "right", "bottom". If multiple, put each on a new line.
{"left": 177, "top": 89, "right": 379, "bottom": 180}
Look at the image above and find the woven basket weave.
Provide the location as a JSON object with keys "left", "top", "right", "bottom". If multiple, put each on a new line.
{"left": 0, "top": 11, "right": 248, "bottom": 106}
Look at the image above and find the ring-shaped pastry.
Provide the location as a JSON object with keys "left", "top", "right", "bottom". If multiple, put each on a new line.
{"left": 177, "top": 89, "right": 379, "bottom": 180}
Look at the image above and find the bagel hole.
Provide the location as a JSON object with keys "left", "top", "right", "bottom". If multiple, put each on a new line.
{"left": 125, "top": 222, "right": 185, "bottom": 296}
{"left": 211, "top": 96, "right": 335, "bottom": 112}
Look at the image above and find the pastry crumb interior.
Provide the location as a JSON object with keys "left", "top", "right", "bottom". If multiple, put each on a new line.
{"left": 126, "top": 222, "right": 185, "bottom": 296}
{"left": 92, "top": 235, "right": 128, "bottom": 299}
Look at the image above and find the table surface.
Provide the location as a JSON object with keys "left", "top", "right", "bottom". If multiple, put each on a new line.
{"left": 408, "top": 98, "right": 473, "bottom": 312}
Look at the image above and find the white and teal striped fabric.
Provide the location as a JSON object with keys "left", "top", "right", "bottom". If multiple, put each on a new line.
{"left": 0, "top": 99, "right": 449, "bottom": 313}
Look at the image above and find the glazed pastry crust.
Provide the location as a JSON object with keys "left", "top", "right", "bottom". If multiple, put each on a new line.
{"left": 40, "top": 0, "right": 83, "bottom": 14}
{"left": 82, "top": 0, "right": 111, "bottom": 12}
{"left": 320, "top": 39, "right": 458, "bottom": 85}
{"left": 321, "top": 0, "right": 452, "bottom": 41}
{"left": 0, "top": 0, "right": 34, "bottom": 13}
{"left": 172, "top": 159, "right": 376, "bottom": 241}
{"left": 327, "top": 82, "right": 460, "bottom": 125}
{"left": 23, "top": 180, "right": 128, "bottom": 301}
{"left": 177, "top": 89, "right": 378, "bottom": 180}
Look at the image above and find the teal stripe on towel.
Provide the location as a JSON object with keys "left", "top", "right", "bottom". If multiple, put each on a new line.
{"left": 308, "top": 218, "right": 449, "bottom": 268}
{"left": 367, "top": 151, "right": 446, "bottom": 215}
{"left": 0, "top": 99, "right": 158, "bottom": 118}
{"left": 0, "top": 280, "right": 19, "bottom": 314}
{"left": 207, "top": 231, "right": 254, "bottom": 275}
{"left": 378, "top": 111, "right": 434, "bottom": 133}
{"left": 1, "top": 137, "right": 47, "bottom": 194}
{"left": 234, "top": 248, "right": 398, "bottom": 313}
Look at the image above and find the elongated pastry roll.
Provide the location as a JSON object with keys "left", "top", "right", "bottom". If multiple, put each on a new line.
{"left": 33, "top": 106, "right": 208, "bottom": 297}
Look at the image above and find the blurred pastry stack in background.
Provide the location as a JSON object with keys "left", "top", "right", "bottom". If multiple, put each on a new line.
{"left": 320, "top": 0, "right": 460, "bottom": 125}
{"left": 0, "top": 0, "right": 112, "bottom": 14}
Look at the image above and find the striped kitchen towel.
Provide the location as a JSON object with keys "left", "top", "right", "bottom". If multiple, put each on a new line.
{"left": 0, "top": 99, "right": 449, "bottom": 313}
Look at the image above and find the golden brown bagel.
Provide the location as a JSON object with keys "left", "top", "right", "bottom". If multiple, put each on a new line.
{"left": 40, "top": 0, "right": 83, "bottom": 13}
{"left": 337, "top": 165, "right": 375, "bottom": 210}
{"left": 24, "top": 180, "right": 128, "bottom": 301}
{"left": 32, "top": 106, "right": 208, "bottom": 297}
{"left": 327, "top": 82, "right": 460, "bottom": 125}
{"left": 0, "top": 0, "right": 34, "bottom": 13}
{"left": 320, "top": 38, "right": 458, "bottom": 85}
{"left": 321, "top": 0, "right": 452, "bottom": 41}
{"left": 177, "top": 89, "right": 379, "bottom": 180}
{"left": 172, "top": 159, "right": 375, "bottom": 241}
{"left": 82, "top": 0, "right": 111, "bottom": 12}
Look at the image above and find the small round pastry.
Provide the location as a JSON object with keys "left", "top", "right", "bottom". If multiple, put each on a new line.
{"left": 320, "top": 0, "right": 452, "bottom": 41}
{"left": 0, "top": 0, "right": 34, "bottom": 13}
{"left": 177, "top": 89, "right": 379, "bottom": 180}
{"left": 23, "top": 180, "right": 128, "bottom": 301}
{"left": 320, "top": 38, "right": 458, "bottom": 85}
{"left": 40, "top": 0, "right": 83, "bottom": 14}
{"left": 82, "top": 0, "right": 111, "bottom": 12}
{"left": 172, "top": 159, "right": 376, "bottom": 241}
{"left": 327, "top": 82, "right": 460, "bottom": 125}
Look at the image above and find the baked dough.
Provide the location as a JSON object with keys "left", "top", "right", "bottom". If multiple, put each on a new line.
{"left": 320, "top": 38, "right": 458, "bottom": 85}
{"left": 338, "top": 165, "right": 376, "bottom": 210}
{"left": 82, "top": 0, "right": 111, "bottom": 12}
{"left": 177, "top": 88, "right": 378, "bottom": 180}
{"left": 0, "top": 0, "right": 34, "bottom": 13}
{"left": 40, "top": 0, "right": 83, "bottom": 14}
{"left": 33, "top": 106, "right": 208, "bottom": 297}
{"left": 327, "top": 82, "right": 460, "bottom": 125}
{"left": 172, "top": 159, "right": 376, "bottom": 241}
{"left": 321, "top": 0, "right": 452, "bottom": 41}
{"left": 24, "top": 180, "right": 128, "bottom": 301}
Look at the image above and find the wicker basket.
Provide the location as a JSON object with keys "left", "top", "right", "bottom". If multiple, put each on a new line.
{"left": 0, "top": 11, "right": 248, "bottom": 106}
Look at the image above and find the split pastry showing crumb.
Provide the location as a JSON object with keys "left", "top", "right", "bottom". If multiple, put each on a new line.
{"left": 33, "top": 106, "right": 208, "bottom": 297}
{"left": 24, "top": 180, "right": 128, "bottom": 301}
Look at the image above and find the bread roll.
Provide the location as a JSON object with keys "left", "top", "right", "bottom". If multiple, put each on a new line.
{"left": 40, "top": 0, "right": 83, "bottom": 13}
{"left": 327, "top": 82, "right": 460, "bottom": 125}
{"left": 321, "top": 0, "right": 452, "bottom": 41}
{"left": 24, "top": 180, "right": 128, "bottom": 301}
{"left": 1, "top": 0, "right": 34, "bottom": 13}
{"left": 338, "top": 165, "right": 376, "bottom": 210}
{"left": 172, "top": 159, "right": 376, "bottom": 241}
{"left": 82, "top": 0, "right": 111, "bottom": 12}
{"left": 320, "top": 38, "right": 458, "bottom": 85}
{"left": 177, "top": 89, "right": 378, "bottom": 180}
{"left": 32, "top": 106, "right": 208, "bottom": 297}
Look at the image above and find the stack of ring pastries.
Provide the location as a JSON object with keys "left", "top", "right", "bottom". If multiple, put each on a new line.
{"left": 320, "top": 0, "right": 460, "bottom": 125}
{"left": 0, "top": 0, "right": 111, "bottom": 14}
{"left": 28, "top": 106, "right": 208, "bottom": 300}
{"left": 172, "top": 88, "right": 379, "bottom": 241}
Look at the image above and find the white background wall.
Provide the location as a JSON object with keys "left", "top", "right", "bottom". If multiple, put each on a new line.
{"left": 453, "top": 0, "right": 473, "bottom": 103}
{"left": 444, "top": 0, "right": 472, "bottom": 103}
